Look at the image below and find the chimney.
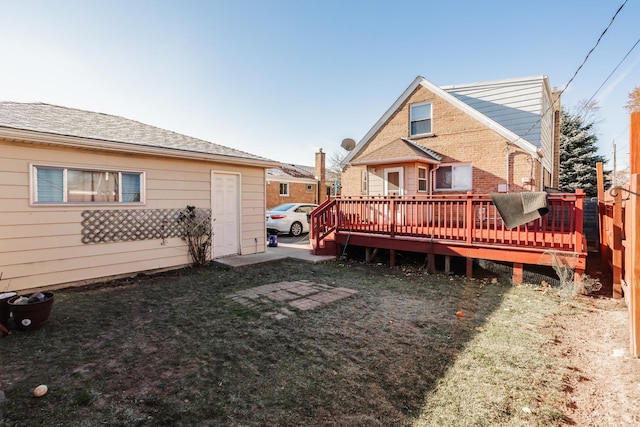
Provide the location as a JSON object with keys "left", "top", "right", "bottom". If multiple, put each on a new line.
{"left": 315, "top": 149, "right": 326, "bottom": 203}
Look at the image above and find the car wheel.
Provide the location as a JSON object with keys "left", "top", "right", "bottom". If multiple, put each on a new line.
{"left": 290, "top": 221, "right": 303, "bottom": 237}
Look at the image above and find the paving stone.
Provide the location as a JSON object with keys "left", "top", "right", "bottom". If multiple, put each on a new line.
{"left": 288, "top": 298, "right": 323, "bottom": 310}
{"left": 229, "top": 282, "right": 358, "bottom": 314}
{"left": 267, "top": 290, "right": 299, "bottom": 301}
{"left": 287, "top": 285, "right": 319, "bottom": 296}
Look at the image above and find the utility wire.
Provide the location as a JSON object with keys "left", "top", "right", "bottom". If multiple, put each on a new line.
{"left": 577, "top": 36, "right": 640, "bottom": 118}
{"left": 511, "top": 0, "right": 628, "bottom": 145}
{"left": 557, "top": 0, "right": 628, "bottom": 98}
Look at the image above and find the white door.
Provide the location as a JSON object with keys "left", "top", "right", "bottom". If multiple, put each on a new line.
{"left": 212, "top": 172, "right": 240, "bottom": 258}
{"left": 384, "top": 167, "right": 403, "bottom": 196}
{"left": 383, "top": 167, "right": 404, "bottom": 225}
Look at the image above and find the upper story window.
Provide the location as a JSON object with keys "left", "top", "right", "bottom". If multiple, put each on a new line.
{"left": 279, "top": 182, "right": 289, "bottom": 196}
{"left": 410, "top": 102, "right": 432, "bottom": 137}
{"left": 434, "top": 163, "right": 472, "bottom": 191}
{"left": 32, "top": 165, "right": 144, "bottom": 204}
{"left": 418, "top": 166, "right": 428, "bottom": 192}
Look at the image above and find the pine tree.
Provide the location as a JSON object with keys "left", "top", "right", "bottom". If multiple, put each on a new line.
{"left": 559, "top": 108, "right": 607, "bottom": 197}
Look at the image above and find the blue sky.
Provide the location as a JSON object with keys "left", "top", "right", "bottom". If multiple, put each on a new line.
{"left": 1, "top": 0, "right": 638, "bottom": 171}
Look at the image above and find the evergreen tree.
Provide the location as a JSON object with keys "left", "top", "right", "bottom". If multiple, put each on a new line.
{"left": 559, "top": 108, "right": 607, "bottom": 197}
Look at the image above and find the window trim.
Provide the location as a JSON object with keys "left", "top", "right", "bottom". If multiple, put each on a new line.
{"left": 30, "top": 164, "right": 145, "bottom": 206}
{"left": 361, "top": 169, "right": 368, "bottom": 194}
{"left": 417, "top": 166, "right": 428, "bottom": 192}
{"left": 433, "top": 163, "right": 472, "bottom": 191}
{"left": 279, "top": 182, "right": 290, "bottom": 197}
{"left": 409, "top": 101, "right": 433, "bottom": 137}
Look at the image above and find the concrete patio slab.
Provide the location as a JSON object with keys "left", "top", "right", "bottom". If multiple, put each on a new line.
{"left": 214, "top": 240, "right": 335, "bottom": 268}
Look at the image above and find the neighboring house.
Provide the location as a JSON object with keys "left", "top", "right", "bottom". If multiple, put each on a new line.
{"left": 266, "top": 149, "right": 338, "bottom": 208}
{"left": 340, "top": 75, "right": 560, "bottom": 197}
{"left": 0, "top": 102, "right": 277, "bottom": 292}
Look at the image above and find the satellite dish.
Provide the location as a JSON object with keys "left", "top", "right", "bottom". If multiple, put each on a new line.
{"left": 341, "top": 138, "right": 356, "bottom": 151}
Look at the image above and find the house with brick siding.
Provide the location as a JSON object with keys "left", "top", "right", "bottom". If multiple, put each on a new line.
{"left": 266, "top": 149, "right": 338, "bottom": 208}
{"left": 340, "top": 75, "right": 560, "bottom": 197}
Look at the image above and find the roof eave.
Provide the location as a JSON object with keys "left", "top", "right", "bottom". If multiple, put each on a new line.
{"left": 351, "top": 157, "right": 440, "bottom": 166}
{"left": 0, "top": 127, "right": 279, "bottom": 168}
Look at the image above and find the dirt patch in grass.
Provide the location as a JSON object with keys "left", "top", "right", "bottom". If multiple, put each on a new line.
{"left": 1, "top": 258, "right": 639, "bottom": 426}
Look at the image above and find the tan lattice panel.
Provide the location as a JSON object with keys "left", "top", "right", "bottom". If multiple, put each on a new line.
{"left": 81, "top": 209, "right": 211, "bottom": 244}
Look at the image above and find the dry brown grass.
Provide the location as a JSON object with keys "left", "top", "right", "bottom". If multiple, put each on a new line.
{"left": 0, "top": 259, "right": 581, "bottom": 426}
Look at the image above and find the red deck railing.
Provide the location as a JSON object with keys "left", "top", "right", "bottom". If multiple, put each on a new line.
{"left": 311, "top": 191, "right": 585, "bottom": 255}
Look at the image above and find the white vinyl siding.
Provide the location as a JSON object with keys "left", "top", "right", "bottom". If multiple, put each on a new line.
{"left": 442, "top": 77, "right": 549, "bottom": 148}
{"left": 1, "top": 142, "right": 267, "bottom": 292}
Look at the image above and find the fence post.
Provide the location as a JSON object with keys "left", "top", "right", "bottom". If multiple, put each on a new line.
{"left": 613, "top": 190, "right": 623, "bottom": 299}
{"left": 596, "top": 162, "right": 606, "bottom": 263}
{"left": 629, "top": 174, "right": 640, "bottom": 357}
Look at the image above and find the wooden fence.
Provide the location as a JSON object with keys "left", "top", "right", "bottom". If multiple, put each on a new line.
{"left": 598, "top": 111, "right": 640, "bottom": 356}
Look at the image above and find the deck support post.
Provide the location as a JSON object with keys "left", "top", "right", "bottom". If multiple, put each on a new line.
{"left": 574, "top": 269, "right": 585, "bottom": 292}
{"left": 444, "top": 256, "right": 451, "bottom": 274}
{"left": 365, "top": 247, "right": 371, "bottom": 263}
{"left": 513, "top": 263, "right": 523, "bottom": 284}
{"left": 390, "top": 249, "right": 396, "bottom": 267}
{"left": 427, "top": 253, "right": 435, "bottom": 273}
{"left": 466, "top": 258, "right": 473, "bottom": 278}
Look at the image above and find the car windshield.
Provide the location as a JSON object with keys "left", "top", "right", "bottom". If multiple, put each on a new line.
{"left": 270, "top": 203, "right": 296, "bottom": 212}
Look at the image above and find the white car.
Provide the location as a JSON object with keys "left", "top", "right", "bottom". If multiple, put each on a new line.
{"left": 266, "top": 203, "right": 318, "bottom": 237}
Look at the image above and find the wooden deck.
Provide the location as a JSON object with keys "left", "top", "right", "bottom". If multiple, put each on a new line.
{"left": 311, "top": 191, "right": 587, "bottom": 282}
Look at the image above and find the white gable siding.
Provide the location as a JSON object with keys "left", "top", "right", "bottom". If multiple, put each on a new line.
{"left": 443, "top": 77, "right": 547, "bottom": 148}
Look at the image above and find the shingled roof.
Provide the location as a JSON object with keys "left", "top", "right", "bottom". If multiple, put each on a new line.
{"left": 0, "top": 102, "right": 274, "bottom": 164}
{"left": 350, "top": 137, "right": 442, "bottom": 165}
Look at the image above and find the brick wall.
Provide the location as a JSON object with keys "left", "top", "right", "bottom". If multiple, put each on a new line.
{"left": 342, "top": 85, "right": 541, "bottom": 195}
{"left": 266, "top": 181, "right": 317, "bottom": 209}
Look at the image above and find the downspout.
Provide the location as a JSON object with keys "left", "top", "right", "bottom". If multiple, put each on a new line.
{"left": 505, "top": 145, "right": 511, "bottom": 193}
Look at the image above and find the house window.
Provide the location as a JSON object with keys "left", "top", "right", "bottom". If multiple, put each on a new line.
{"left": 279, "top": 182, "right": 289, "bottom": 196}
{"left": 410, "top": 102, "right": 432, "bottom": 137}
{"left": 418, "top": 166, "right": 428, "bottom": 192}
{"left": 434, "top": 164, "right": 472, "bottom": 191}
{"left": 306, "top": 184, "right": 313, "bottom": 192}
{"left": 361, "top": 169, "right": 368, "bottom": 193}
{"left": 33, "top": 166, "right": 144, "bottom": 204}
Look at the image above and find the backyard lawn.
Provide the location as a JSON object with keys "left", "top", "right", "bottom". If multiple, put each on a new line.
{"left": 0, "top": 258, "right": 636, "bottom": 426}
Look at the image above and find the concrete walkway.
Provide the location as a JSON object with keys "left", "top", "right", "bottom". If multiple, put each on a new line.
{"left": 214, "top": 239, "right": 335, "bottom": 268}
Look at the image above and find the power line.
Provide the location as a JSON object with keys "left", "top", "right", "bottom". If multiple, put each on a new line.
{"left": 557, "top": 0, "right": 628, "bottom": 98}
{"left": 510, "top": 0, "right": 629, "bottom": 146}
{"left": 577, "top": 36, "right": 640, "bottom": 117}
